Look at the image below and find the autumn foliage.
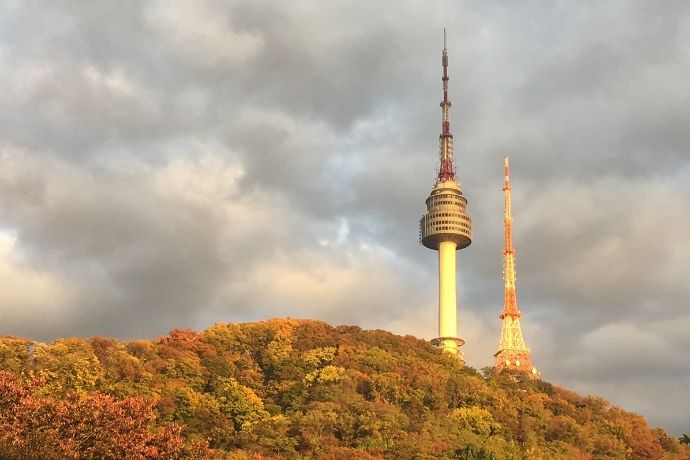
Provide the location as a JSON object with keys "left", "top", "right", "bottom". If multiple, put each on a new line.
{"left": 0, "top": 371, "right": 212, "bottom": 459}
{"left": 0, "top": 319, "right": 687, "bottom": 459}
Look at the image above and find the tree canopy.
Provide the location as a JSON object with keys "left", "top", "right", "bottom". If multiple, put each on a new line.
{"left": 0, "top": 319, "right": 686, "bottom": 459}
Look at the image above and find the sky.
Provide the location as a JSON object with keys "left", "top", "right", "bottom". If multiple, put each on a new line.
{"left": 0, "top": 0, "right": 689, "bottom": 435}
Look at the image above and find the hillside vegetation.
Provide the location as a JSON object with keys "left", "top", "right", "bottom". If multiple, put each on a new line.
{"left": 0, "top": 319, "right": 687, "bottom": 459}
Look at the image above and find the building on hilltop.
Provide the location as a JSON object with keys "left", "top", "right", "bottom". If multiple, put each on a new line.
{"left": 494, "top": 157, "right": 539, "bottom": 378}
{"left": 419, "top": 30, "right": 472, "bottom": 362}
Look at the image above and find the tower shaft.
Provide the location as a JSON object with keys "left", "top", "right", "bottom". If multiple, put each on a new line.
{"left": 438, "top": 241, "right": 458, "bottom": 354}
{"left": 494, "top": 157, "right": 538, "bottom": 377}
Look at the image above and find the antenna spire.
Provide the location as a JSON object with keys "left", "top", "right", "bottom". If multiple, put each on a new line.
{"left": 502, "top": 156, "right": 517, "bottom": 316}
{"left": 504, "top": 155, "right": 511, "bottom": 192}
{"left": 438, "top": 30, "right": 455, "bottom": 182}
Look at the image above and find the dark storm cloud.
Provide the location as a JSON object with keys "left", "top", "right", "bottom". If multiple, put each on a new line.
{"left": 0, "top": 0, "right": 688, "bottom": 434}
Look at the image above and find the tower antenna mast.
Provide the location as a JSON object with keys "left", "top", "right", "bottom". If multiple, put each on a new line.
{"left": 438, "top": 28, "right": 455, "bottom": 182}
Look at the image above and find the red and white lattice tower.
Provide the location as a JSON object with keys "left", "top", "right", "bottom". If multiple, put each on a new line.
{"left": 494, "top": 157, "right": 539, "bottom": 377}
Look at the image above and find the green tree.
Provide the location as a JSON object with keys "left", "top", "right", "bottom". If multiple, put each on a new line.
{"left": 32, "top": 338, "right": 105, "bottom": 395}
{"left": 214, "top": 377, "right": 269, "bottom": 431}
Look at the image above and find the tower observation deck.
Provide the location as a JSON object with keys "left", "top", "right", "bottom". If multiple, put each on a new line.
{"left": 494, "top": 157, "right": 538, "bottom": 377}
{"left": 419, "top": 31, "right": 472, "bottom": 360}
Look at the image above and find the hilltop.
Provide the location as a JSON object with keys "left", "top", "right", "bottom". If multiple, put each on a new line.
{"left": 0, "top": 318, "right": 687, "bottom": 459}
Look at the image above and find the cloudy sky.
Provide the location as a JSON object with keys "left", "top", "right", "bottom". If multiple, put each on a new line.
{"left": 1, "top": 0, "right": 689, "bottom": 434}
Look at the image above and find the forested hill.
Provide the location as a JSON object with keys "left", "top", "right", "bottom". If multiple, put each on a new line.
{"left": 1, "top": 319, "right": 687, "bottom": 459}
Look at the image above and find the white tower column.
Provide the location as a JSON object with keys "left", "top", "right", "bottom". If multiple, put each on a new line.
{"left": 438, "top": 241, "right": 458, "bottom": 354}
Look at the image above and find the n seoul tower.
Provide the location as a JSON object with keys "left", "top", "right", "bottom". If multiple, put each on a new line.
{"left": 419, "top": 31, "right": 472, "bottom": 359}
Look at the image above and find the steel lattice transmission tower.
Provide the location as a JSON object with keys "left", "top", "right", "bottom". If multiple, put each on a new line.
{"left": 494, "top": 157, "right": 539, "bottom": 377}
{"left": 419, "top": 31, "right": 472, "bottom": 361}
